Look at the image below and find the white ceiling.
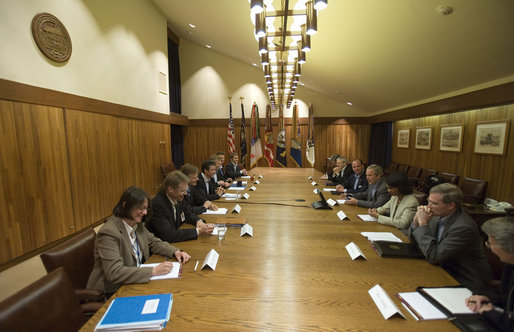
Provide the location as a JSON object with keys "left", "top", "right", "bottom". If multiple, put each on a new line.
{"left": 151, "top": 0, "right": 514, "bottom": 116}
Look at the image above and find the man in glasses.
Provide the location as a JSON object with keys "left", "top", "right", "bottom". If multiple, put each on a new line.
{"left": 147, "top": 171, "right": 214, "bottom": 243}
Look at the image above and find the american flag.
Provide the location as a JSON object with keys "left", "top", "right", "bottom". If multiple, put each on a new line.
{"left": 227, "top": 102, "right": 235, "bottom": 153}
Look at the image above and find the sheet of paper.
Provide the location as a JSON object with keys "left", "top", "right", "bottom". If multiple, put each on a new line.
{"left": 202, "top": 208, "right": 228, "bottom": 215}
{"left": 368, "top": 285, "right": 405, "bottom": 320}
{"left": 421, "top": 287, "right": 473, "bottom": 314}
{"left": 361, "top": 232, "right": 402, "bottom": 243}
{"left": 240, "top": 176, "right": 251, "bottom": 179}
{"left": 358, "top": 214, "right": 378, "bottom": 222}
{"left": 240, "top": 224, "right": 253, "bottom": 237}
{"left": 224, "top": 197, "right": 237, "bottom": 201}
{"left": 337, "top": 210, "right": 348, "bottom": 220}
{"left": 222, "top": 193, "right": 239, "bottom": 198}
{"left": 345, "top": 242, "right": 367, "bottom": 260}
{"left": 323, "top": 188, "right": 337, "bottom": 192}
{"left": 227, "top": 187, "right": 245, "bottom": 191}
{"left": 397, "top": 292, "right": 447, "bottom": 320}
{"left": 201, "top": 249, "right": 219, "bottom": 271}
{"left": 142, "top": 262, "right": 181, "bottom": 280}
{"left": 336, "top": 199, "right": 346, "bottom": 204}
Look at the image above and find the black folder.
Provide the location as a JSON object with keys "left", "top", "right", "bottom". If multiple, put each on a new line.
{"left": 371, "top": 241, "right": 425, "bottom": 258}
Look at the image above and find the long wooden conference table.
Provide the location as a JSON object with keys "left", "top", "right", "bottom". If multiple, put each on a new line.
{"left": 81, "top": 168, "right": 459, "bottom": 331}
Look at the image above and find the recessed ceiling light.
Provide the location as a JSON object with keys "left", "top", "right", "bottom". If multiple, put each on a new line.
{"left": 189, "top": 23, "right": 196, "bottom": 28}
{"left": 347, "top": 102, "right": 352, "bottom": 106}
{"left": 205, "top": 44, "right": 211, "bottom": 48}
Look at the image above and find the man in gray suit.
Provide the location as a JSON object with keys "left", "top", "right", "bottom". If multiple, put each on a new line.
{"left": 409, "top": 183, "right": 492, "bottom": 291}
{"left": 342, "top": 164, "right": 390, "bottom": 208}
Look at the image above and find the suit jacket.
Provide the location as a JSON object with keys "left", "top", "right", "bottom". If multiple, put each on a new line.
{"left": 376, "top": 194, "right": 419, "bottom": 229}
{"left": 343, "top": 172, "right": 368, "bottom": 194}
{"left": 146, "top": 190, "right": 199, "bottom": 243}
{"left": 87, "top": 216, "right": 178, "bottom": 294}
{"left": 327, "top": 164, "right": 354, "bottom": 185}
{"left": 409, "top": 208, "right": 492, "bottom": 291}
{"left": 195, "top": 174, "right": 221, "bottom": 201}
{"left": 482, "top": 264, "right": 514, "bottom": 332}
{"left": 225, "top": 162, "right": 243, "bottom": 180}
{"left": 216, "top": 165, "right": 229, "bottom": 181}
{"left": 353, "top": 177, "right": 390, "bottom": 208}
{"left": 184, "top": 187, "right": 207, "bottom": 215}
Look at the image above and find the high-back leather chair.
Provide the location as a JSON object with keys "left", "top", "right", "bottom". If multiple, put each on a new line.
{"left": 397, "top": 164, "right": 409, "bottom": 174}
{"left": 416, "top": 168, "right": 438, "bottom": 192}
{"left": 0, "top": 267, "right": 86, "bottom": 332}
{"left": 160, "top": 162, "right": 175, "bottom": 178}
{"left": 460, "top": 177, "right": 488, "bottom": 204}
{"left": 40, "top": 229, "right": 104, "bottom": 308}
{"left": 439, "top": 172, "right": 459, "bottom": 185}
{"left": 383, "top": 162, "right": 399, "bottom": 176}
{"left": 406, "top": 166, "right": 422, "bottom": 186}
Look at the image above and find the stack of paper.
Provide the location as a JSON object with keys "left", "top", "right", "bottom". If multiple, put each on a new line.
{"left": 202, "top": 208, "right": 228, "bottom": 215}
{"left": 361, "top": 232, "right": 402, "bottom": 243}
{"left": 396, "top": 292, "right": 447, "bottom": 320}
{"left": 95, "top": 293, "right": 173, "bottom": 331}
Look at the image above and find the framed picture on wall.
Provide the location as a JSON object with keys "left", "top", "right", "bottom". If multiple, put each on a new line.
{"left": 397, "top": 129, "right": 410, "bottom": 148}
{"left": 415, "top": 127, "right": 432, "bottom": 150}
{"left": 474, "top": 120, "right": 510, "bottom": 156}
{"left": 440, "top": 124, "right": 463, "bottom": 152}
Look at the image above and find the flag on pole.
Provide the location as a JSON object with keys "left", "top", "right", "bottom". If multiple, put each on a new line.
{"left": 289, "top": 103, "right": 302, "bottom": 167}
{"left": 275, "top": 105, "right": 287, "bottom": 167}
{"left": 264, "top": 104, "right": 274, "bottom": 167}
{"left": 306, "top": 103, "right": 315, "bottom": 167}
{"left": 240, "top": 100, "right": 247, "bottom": 165}
{"left": 250, "top": 103, "right": 264, "bottom": 168}
{"left": 227, "top": 101, "right": 236, "bottom": 154}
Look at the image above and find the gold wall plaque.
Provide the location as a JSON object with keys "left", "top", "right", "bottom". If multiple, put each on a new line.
{"left": 32, "top": 13, "right": 72, "bottom": 63}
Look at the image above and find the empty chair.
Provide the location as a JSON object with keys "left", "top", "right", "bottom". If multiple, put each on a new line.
{"left": 460, "top": 177, "right": 488, "bottom": 204}
{"left": 40, "top": 228, "right": 104, "bottom": 312}
{"left": 439, "top": 172, "right": 459, "bottom": 185}
{"left": 396, "top": 164, "right": 409, "bottom": 174}
{"left": 160, "top": 162, "right": 175, "bottom": 178}
{"left": 406, "top": 166, "right": 422, "bottom": 186}
{"left": 0, "top": 267, "right": 86, "bottom": 332}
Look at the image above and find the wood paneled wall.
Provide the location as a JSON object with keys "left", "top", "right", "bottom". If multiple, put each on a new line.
{"left": 183, "top": 121, "right": 370, "bottom": 173}
{"left": 392, "top": 103, "right": 514, "bottom": 203}
{"left": 0, "top": 100, "right": 171, "bottom": 265}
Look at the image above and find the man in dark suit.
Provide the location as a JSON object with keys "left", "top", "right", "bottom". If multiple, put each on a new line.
{"left": 180, "top": 163, "right": 218, "bottom": 214}
{"left": 225, "top": 152, "right": 248, "bottom": 180}
{"left": 146, "top": 171, "right": 214, "bottom": 243}
{"left": 211, "top": 153, "right": 231, "bottom": 188}
{"left": 343, "top": 164, "right": 390, "bottom": 208}
{"left": 325, "top": 156, "right": 354, "bottom": 186}
{"left": 215, "top": 151, "right": 232, "bottom": 183}
{"left": 336, "top": 159, "right": 368, "bottom": 194}
{"left": 409, "top": 183, "right": 492, "bottom": 291}
{"left": 196, "top": 160, "right": 225, "bottom": 202}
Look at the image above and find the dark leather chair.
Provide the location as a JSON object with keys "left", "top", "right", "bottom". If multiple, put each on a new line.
{"left": 383, "top": 162, "right": 399, "bottom": 176}
{"left": 0, "top": 267, "right": 87, "bottom": 332}
{"left": 397, "top": 163, "right": 409, "bottom": 174}
{"left": 439, "top": 172, "right": 459, "bottom": 185}
{"left": 160, "top": 162, "right": 175, "bottom": 178}
{"left": 460, "top": 177, "right": 488, "bottom": 204}
{"left": 406, "top": 166, "right": 422, "bottom": 186}
{"left": 40, "top": 228, "right": 104, "bottom": 313}
{"left": 415, "top": 169, "right": 438, "bottom": 192}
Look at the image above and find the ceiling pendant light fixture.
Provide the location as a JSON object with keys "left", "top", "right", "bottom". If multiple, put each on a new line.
{"left": 250, "top": 0, "right": 264, "bottom": 14}
{"left": 306, "top": 1, "right": 317, "bottom": 35}
{"left": 314, "top": 0, "right": 328, "bottom": 11}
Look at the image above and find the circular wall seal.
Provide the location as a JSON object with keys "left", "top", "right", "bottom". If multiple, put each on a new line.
{"left": 31, "top": 13, "right": 72, "bottom": 63}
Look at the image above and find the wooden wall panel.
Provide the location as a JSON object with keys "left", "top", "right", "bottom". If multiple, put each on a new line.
{"left": 183, "top": 122, "right": 371, "bottom": 173}
{"left": 65, "top": 110, "right": 124, "bottom": 231}
{"left": 0, "top": 100, "right": 25, "bottom": 263}
{"left": 392, "top": 104, "right": 514, "bottom": 202}
{"left": 10, "top": 102, "right": 75, "bottom": 251}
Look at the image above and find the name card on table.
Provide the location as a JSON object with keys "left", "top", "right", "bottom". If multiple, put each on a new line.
{"left": 254, "top": 180, "right": 260, "bottom": 184}
{"left": 240, "top": 224, "right": 253, "bottom": 237}
{"left": 326, "top": 198, "right": 337, "bottom": 206}
{"left": 201, "top": 249, "right": 219, "bottom": 271}
{"left": 249, "top": 186, "right": 257, "bottom": 191}
{"left": 358, "top": 214, "right": 378, "bottom": 222}
{"left": 337, "top": 210, "right": 349, "bottom": 220}
{"left": 311, "top": 181, "right": 318, "bottom": 186}
{"left": 241, "top": 193, "right": 250, "bottom": 199}
{"left": 258, "top": 175, "right": 263, "bottom": 179}
{"left": 368, "top": 284, "right": 405, "bottom": 320}
{"left": 232, "top": 204, "right": 242, "bottom": 213}
{"left": 313, "top": 188, "right": 320, "bottom": 194}
{"left": 345, "top": 242, "right": 367, "bottom": 260}
{"left": 307, "top": 176, "right": 313, "bottom": 180}
{"left": 336, "top": 199, "right": 346, "bottom": 205}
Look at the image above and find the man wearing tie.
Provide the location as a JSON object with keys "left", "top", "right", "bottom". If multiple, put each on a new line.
{"left": 409, "top": 183, "right": 492, "bottom": 291}
{"left": 335, "top": 159, "right": 368, "bottom": 194}
{"left": 225, "top": 152, "right": 248, "bottom": 180}
{"left": 196, "top": 160, "right": 225, "bottom": 202}
{"left": 146, "top": 171, "right": 214, "bottom": 243}
{"left": 342, "top": 164, "right": 390, "bottom": 208}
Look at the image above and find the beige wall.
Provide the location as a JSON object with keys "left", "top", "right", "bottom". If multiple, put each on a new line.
{"left": 179, "top": 39, "right": 357, "bottom": 119}
{"left": 0, "top": 0, "right": 170, "bottom": 114}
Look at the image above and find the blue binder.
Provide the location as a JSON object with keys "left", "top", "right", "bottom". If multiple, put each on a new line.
{"left": 95, "top": 293, "right": 173, "bottom": 331}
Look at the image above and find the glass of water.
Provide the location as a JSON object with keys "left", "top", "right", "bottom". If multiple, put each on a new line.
{"left": 217, "top": 225, "right": 227, "bottom": 241}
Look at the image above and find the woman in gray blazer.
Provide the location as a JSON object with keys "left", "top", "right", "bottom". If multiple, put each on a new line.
{"left": 87, "top": 186, "right": 191, "bottom": 295}
{"left": 368, "top": 172, "right": 419, "bottom": 229}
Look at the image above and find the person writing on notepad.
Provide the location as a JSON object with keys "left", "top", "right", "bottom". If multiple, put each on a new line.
{"left": 465, "top": 217, "right": 514, "bottom": 332}
{"left": 87, "top": 186, "right": 191, "bottom": 296}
